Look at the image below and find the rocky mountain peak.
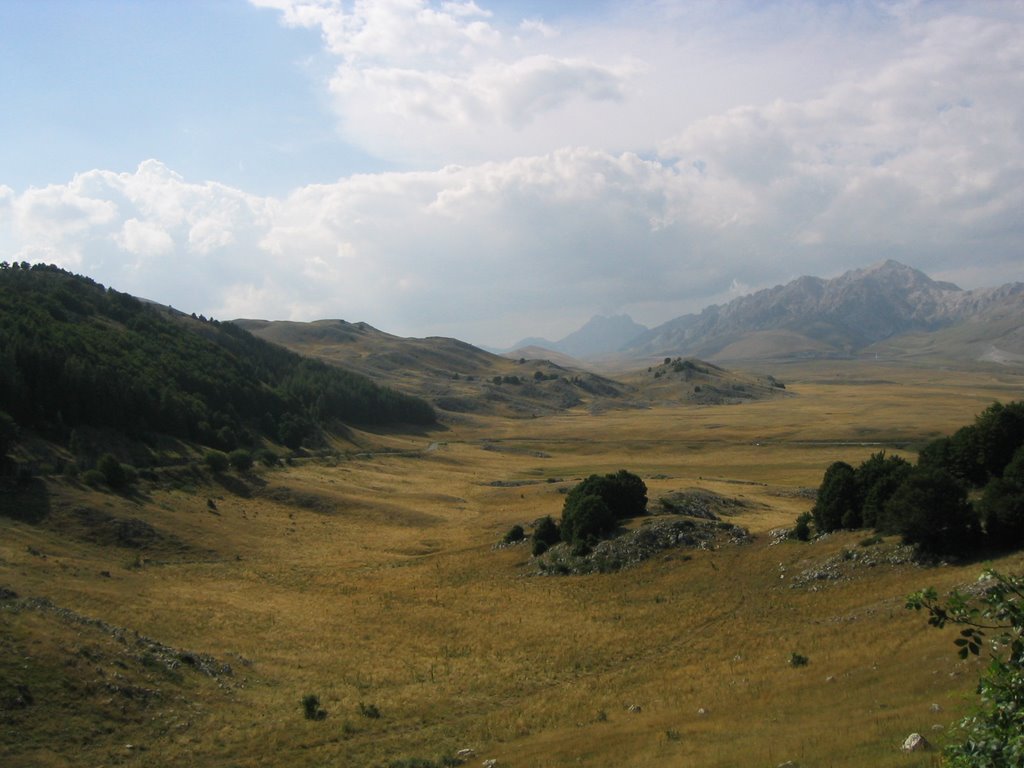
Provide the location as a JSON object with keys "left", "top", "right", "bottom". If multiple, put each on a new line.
{"left": 624, "top": 260, "right": 1022, "bottom": 362}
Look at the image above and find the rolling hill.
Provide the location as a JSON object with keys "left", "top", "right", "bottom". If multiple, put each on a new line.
{"left": 233, "top": 318, "right": 632, "bottom": 419}
{"left": 235, "top": 319, "right": 792, "bottom": 417}
{"left": 0, "top": 264, "right": 435, "bottom": 457}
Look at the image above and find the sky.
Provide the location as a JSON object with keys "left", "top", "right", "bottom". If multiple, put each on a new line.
{"left": 1, "top": 0, "right": 1023, "bottom": 348}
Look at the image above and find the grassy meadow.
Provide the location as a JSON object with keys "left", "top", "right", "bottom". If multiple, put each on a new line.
{"left": 3, "top": 361, "right": 1024, "bottom": 767}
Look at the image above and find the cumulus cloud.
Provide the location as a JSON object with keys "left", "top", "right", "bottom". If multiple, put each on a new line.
{"left": 3, "top": 162, "right": 272, "bottom": 312}
{"left": 116, "top": 218, "right": 175, "bottom": 258}
{"left": 251, "top": 0, "right": 634, "bottom": 163}
{"left": 3, "top": 3, "right": 1023, "bottom": 346}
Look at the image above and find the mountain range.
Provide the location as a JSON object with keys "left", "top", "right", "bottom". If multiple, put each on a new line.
{"left": 514, "top": 261, "right": 1024, "bottom": 366}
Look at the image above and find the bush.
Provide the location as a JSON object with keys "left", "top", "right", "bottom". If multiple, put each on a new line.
{"left": 531, "top": 515, "right": 560, "bottom": 555}
{"left": 560, "top": 470, "right": 647, "bottom": 544}
{"left": 121, "top": 464, "right": 138, "bottom": 485}
{"left": 502, "top": 524, "right": 525, "bottom": 544}
{"left": 97, "top": 453, "right": 128, "bottom": 489}
{"left": 908, "top": 570, "right": 1024, "bottom": 766}
{"left": 790, "top": 512, "right": 813, "bottom": 541}
{"left": 562, "top": 493, "right": 616, "bottom": 544}
{"left": 789, "top": 652, "right": 809, "bottom": 667}
{"left": 570, "top": 539, "right": 592, "bottom": 557}
{"left": 302, "top": 693, "right": 326, "bottom": 721}
{"left": 0, "top": 410, "right": 17, "bottom": 457}
{"left": 204, "top": 450, "right": 229, "bottom": 472}
{"left": 228, "top": 448, "right": 254, "bottom": 473}
{"left": 257, "top": 448, "right": 280, "bottom": 467}
{"left": 81, "top": 469, "right": 105, "bottom": 487}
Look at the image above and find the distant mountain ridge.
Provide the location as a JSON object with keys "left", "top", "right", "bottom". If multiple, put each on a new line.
{"left": 610, "top": 260, "right": 1024, "bottom": 365}
{"left": 507, "top": 314, "right": 648, "bottom": 359}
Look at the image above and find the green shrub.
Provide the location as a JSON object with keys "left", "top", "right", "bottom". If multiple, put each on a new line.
{"left": 81, "top": 469, "right": 105, "bottom": 487}
{"left": 228, "top": 448, "right": 254, "bottom": 473}
{"left": 0, "top": 410, "right": 17, "bottom": 457}
{"left": 302, "top": 693, "right": 326, "bottom": 721}
{"left": 502, "top": 524, "right": 525, "bottom": 544}
{"left": 790, "top": 652, "right": 809, "bottom": 667}
{"left": 257, "top": 448, "right": 280, "bottom": 467}
{"left": 531, "top": 515, "right": 560, "bottom": 555}
{"left": 907, "top": 570, "right": 1024, "bottom": 766}
{"left": 204, "top": 450, "right": 229, "bottom": 472}
{"left": 561, "top": 493, "right": 615, "bottom": 544}
{"left": 790, "top": 512, "right": 812, "bottom": 541}
{"left": 560, "top": 470, "right": 647, "bottom": 544}
{"left": 121, "top": 464, "right": 138, "bottom": 485}
{"left": 570, "top": 540, "right": 592, "bottom": 557}
{"left": 97, "top": 453, "right": 128, "bottom": 488}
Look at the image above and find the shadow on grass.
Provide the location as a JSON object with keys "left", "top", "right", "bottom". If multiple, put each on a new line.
{"left": 0, "top": 477, "right": 51, "bottom": 524}
{"left": 212, "top": 471, "right": 266, "bottom": 498}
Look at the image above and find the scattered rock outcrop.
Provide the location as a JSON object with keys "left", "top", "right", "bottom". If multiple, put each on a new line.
{"left": 788, "top": 542, "right": 919, "bottom": 589}
{"left": 535, "top": 518, "right": 752, "bottom": 575}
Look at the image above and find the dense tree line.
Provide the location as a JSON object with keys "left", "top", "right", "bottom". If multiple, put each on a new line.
{"left": 0, "top": 263, "right": 434, "bottom": 452}
{"left": 803, "top": 402, "right": 1024, "bottom": 555}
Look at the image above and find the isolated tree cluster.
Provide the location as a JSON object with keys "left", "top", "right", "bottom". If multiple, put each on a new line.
{"left": 803, "top": 401, "right": 1024, "bottom": 556}
{"left": 531, "top": 470, "right": 647, "bottom": 554}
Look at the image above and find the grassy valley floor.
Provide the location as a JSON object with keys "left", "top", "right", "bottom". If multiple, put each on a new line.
{"left": 3, "top": 361, "right": 1023, "bottom": 767}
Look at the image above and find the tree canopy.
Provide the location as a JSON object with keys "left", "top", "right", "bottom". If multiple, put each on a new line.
{"left": 800, "top": 402, "right": 1024, "bottom": 556}
{"left": 0, "top": 263, "right": 434, "bottom": 452}
{"left": 560, "top": 470, "right": 647, "bottom": 544}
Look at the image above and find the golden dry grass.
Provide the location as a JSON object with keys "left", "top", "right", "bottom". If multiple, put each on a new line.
{"left": 2, "top": 361, "right": 1023, "bottom": 767}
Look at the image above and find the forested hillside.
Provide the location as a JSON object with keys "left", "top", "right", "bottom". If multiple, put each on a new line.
{"left": 0, "top": 263, "right": 434, "bottom": 452}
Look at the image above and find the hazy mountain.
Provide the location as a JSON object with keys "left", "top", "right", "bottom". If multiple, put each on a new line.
{"left": 622, "top": 260, "right": 1024, "bottom": 364}
{"left": 508, "top": 314, "right": 648, "bottom": 359}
